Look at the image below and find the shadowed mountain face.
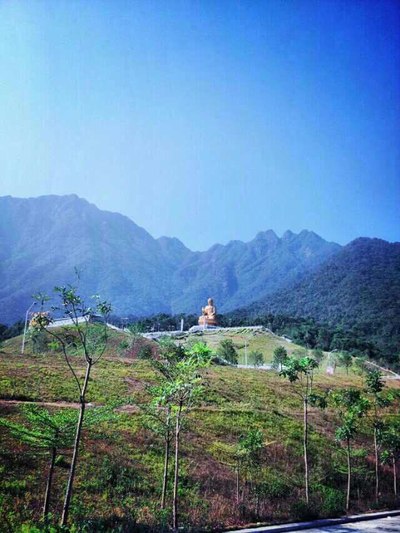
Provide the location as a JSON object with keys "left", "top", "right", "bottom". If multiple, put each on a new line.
{"left": 0, "top": 195, "right": 341, "bottom": 323}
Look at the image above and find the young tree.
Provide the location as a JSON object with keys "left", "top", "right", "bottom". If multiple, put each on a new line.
{"left": 280, "top": 355, "right": 319, "bottom": 503}
{"left": 33, "top": 285, "right": 111, "bottom": 526}
{"left": 312, "top": 348, "right": 324, "bottom": 364}
{"left": 156, "top": 342, "right": 212, "bottom": 532}
{"left": 272, "top": 346, "right": 288, "bottom": 371}
{"left": 0, "top": 405, "right": 76, "bottom": 520}
{"left": 0, "top": 403, "right": 116, "bottom": 523}
{"left": 217, "top": 339, "right": 238, "bottom": 365}
{"left": 234, "top": 429, "right": 264, "bottom": 513}
{"left": 139, "top": 337, "right": 186, "bottom": 510}
{"left": 249, "top": 350, "right": 264, "bottom": 368}
{"left": 330, "top": 389, "right": 369, "bottom": 511}
{"left": 352, "top": 356, "right": 368, "bottom": 376}
{"left": 337, "top": 352, "right": 353, "bottom": 375}
{"left": 365, "top": 369, "right": 390, "bottom": 503}
{"left": 380, "top": 422, "right": 400, "bottom": 497}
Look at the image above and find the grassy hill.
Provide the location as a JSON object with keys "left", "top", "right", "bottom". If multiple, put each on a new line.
{"left": 161, "top": 327, "right": 304, "bottom": 366}
{"left": 0, "top": 328, "right": 399, "bottom": 532}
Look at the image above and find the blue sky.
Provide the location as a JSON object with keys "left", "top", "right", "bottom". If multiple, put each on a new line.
{"left": 0, "top": 0, "right": 399, "bottom": 250}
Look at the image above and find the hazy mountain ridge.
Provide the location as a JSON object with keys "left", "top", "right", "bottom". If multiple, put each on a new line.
{"left": 242, "top": 237, "right": 400, "bottom": 354}
{"left": 0, "top": 195, "right": 341, "bottom": 323}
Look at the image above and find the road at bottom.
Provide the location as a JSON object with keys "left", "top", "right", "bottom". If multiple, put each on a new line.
{"left": 303, "top": 515, "right": 400, "bottom": 532}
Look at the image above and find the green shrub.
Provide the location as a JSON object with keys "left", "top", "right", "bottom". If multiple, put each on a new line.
{"left": 318, "top": 486, "right": 345, "bottom": 517}
{"left": 1, "top": 479, "right": 27, "bottom": 496}
{"left": 137, "top": 345, "right": 153, "bottom": 360}
{"left": 291, "top": 500, "right": 319, "bottom": 521}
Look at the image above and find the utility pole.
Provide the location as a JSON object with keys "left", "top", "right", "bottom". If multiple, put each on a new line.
{"left": 21, "top": 302, "right": 36, "bottom": 355}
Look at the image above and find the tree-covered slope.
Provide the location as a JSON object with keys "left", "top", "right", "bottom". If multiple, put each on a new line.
{"left": 245, "top": 238, "right": 400, "bottom": 355}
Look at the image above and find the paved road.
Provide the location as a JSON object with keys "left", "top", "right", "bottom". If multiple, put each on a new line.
{"left": 304, "top": 515, "right": 400, "bottom": 532}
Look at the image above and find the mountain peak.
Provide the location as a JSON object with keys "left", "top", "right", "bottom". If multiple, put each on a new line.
{"left": 254, "top": 230, "right": 279, "bottom": 244}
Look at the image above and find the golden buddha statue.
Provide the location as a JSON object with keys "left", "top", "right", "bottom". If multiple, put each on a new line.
{"left": 198, "top": 297, "right": 217, "bottom": 327}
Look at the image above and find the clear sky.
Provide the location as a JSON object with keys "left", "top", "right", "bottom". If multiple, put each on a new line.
{"left": 0, "top": 0, "right": 399, "bottom": 250}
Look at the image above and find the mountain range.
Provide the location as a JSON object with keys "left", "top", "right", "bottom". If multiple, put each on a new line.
{"left": 0, "top": 195, "right": 399, "bottom": 353}
{"left": 0, "top": 194, "right": 341, "bottom": 324}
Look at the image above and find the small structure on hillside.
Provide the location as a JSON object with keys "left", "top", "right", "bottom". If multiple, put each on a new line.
{"left": 198, "top": 297, "right": 217, "bottom": 327}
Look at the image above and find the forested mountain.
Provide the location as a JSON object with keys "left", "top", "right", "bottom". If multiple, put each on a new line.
{"left": 242, "top": 238, "right": 400, "bottom": 356}
{"left": 0, "top": 195, "right": 340, "bottom": 323}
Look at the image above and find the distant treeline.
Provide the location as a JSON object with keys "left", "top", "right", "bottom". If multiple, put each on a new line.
{"left": 0, "top": 321, "right": 24, "bottom": 342}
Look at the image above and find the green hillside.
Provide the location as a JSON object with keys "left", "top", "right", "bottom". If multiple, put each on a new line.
{"left": 0, "top": 328, "right": 399, "bottom": 532}
{"left": 173, "top": 327, "right": 309, "bottom": 365}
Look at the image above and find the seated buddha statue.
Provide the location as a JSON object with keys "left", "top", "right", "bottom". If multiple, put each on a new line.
{"left": 198, "top": 298, "right": 217, "bottom": 327}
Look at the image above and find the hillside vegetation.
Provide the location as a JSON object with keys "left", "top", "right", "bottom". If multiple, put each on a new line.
{"left": 0, "top": 327, "right": 399, "bottom": 532}
{"left": 236, "top": 238, "right": 400, "bottom": 363}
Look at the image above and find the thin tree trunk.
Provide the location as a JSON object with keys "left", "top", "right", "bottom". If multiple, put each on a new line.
{"left": 43, "top": 446, "right": 56, "bottom": 519}
{"left": 374, "top": 427, "right": 379, "bottom": 503}
{"left": 346, "top": 439, "right": 351, "bottom": 512}
{"left": 161, "top": 407, "right": 171, "bottom": 509}
{"left": 172, "top": 402, "right": 182, "bottom": 533}
{"left": 393, "top": 456, "right": 397, "bottom": 497}
{"left": 303, "top": 397, "right": 309, "bottom": 503}
{"left": 61, "top": 362, "right": 91, "bottom": 527}
{"left": 256, "top": 490, "right": 260, "bottom": 517}
{"left": 236, "top": 462, "right": 240, "bottom": 506}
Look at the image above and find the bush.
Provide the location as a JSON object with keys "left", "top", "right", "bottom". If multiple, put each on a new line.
{"left": 249, "top": 350, "right": 264, "bottom": 368}
{"left": 318, "top": 486, "right": 346, "bottom": 517}
{"left": 291, "top": 500, "right": 320, "bottom": 521}
{"left": 216, "top": 339, "right": 238, "bottom": 365}
{"left": 137, "top": 345, "right": 153, "bottom": 360}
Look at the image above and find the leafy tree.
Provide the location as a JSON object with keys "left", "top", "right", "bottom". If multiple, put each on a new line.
{"left": 234, "top": 429, "right": 264, "bottom": 513}
{"left": 272, "top": 346, "right": 288, "bottom": 370}
{"left": 352, "top": 356, "right": 368, "bottom": 376}
{"left": 380, "top": 421, "right": 400, "bottom": 497}
{"left": 280, "top": 355, "right": 319, "bottom": 503}
{"left": 33, "top": 285, "right": 111, "bottom": 526}
{"left": 249, "top": 350, "right": 264, "bottom": 368}
{"left": 29, "top": 328, "right": 48, "bottom": 354}
{"left": 217, "top": 339, "right": 238, "bottom": 365}
{"left": 312, "top": 348, "right": 324, "bottom": 364}
{"left": 330, "top": 389, "right": 369, "bottom": 510}
{"left": 155, "top": 342, "right": 212, "bottom": 532}
{"left": 337, "top": 352, "right": 353, "bottom": 375}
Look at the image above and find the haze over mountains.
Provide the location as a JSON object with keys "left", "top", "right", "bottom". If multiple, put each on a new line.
{"left": 0, "top": 194, "right": 341, "bottom": 324}
{"left": 0, "top": 195, "right": 399, "bottom": 344}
